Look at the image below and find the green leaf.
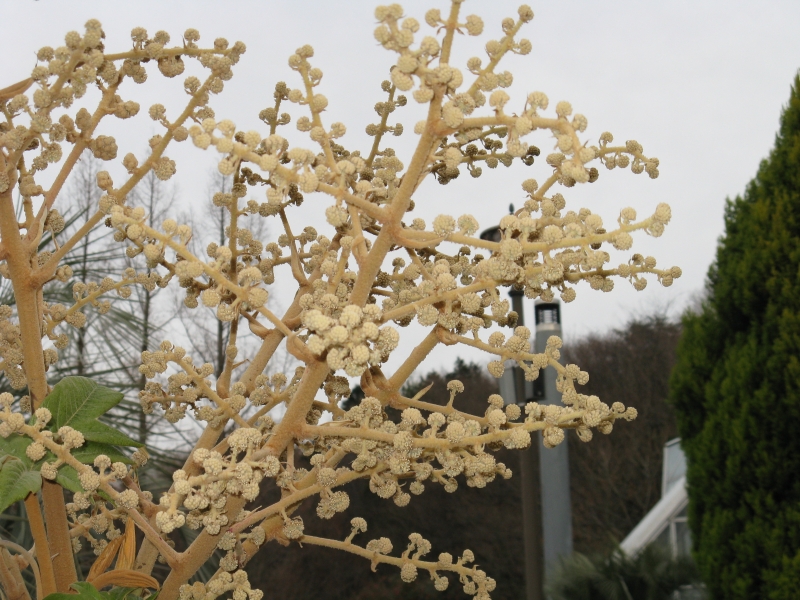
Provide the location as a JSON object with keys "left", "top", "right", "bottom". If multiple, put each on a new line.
{"left": 41, "top": 376, "right": 122, "bottom": 426}
{"left": 0, "top": 455, "right": 42, "bottom": 513}
{"left": 0, "top": 434, "right": 106, "bottom": 502}
{"left": 64, "top": 582, "right": 106, "bottom": 600}
{"left": 0, "top": 430, "right": 130, "bottom": 508}
{"left": 106, "top": 587, "right": 140, "bottom": 600}
{"left": 70, "top": 441, "right": 132, "bottom": 466}
{"left": 42, "top": 377, "right": 142, "bottom": 448}
{"left": 54, "top": 464, "right": 83, "bottom": 494}
{"left": 59, "top": 441, "right": 130, "bottom": 499}
{"left": 55, "top": 465, "right": 111, "bottom": 501}
{"left": 53, "top": 465, "right": 110, "bottom": 499}
{"left": 74, "top": 420, "right": 142, "bottom": 448}
{"left": 0, "top": 379, "right": 140, "bottom": 505}
{"left": 0, "top": 433, "right": 35, "bottom": 464}
{"left": 0, "top": 432, "right": 129, "bottom": 503}
{"left": 0, "top": 428, "right": 131, "bottom": 469}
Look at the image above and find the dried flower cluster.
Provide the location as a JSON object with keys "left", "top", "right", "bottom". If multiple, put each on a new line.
{"left": 0, "top": 3, "right": 678, "bottom": 599}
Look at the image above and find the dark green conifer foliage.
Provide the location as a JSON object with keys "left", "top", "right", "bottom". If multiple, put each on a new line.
{"left": 671, "top": 74, "right": 800, "bottom": 599}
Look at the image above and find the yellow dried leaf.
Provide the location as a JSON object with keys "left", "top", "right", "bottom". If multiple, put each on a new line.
{"left": 86, "top": 535, "right": 123, "bottom": 583}
{"left": 0, "top": 78, "right": 33, "bottom": 102}
{"left": 90, "top": 569, "right": 159, "bottom": 591}
{"left": 116, "top": 518, "right": 136, "bottom": 571}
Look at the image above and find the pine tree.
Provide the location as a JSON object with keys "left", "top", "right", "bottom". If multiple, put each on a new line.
{"left": 671, "top": 74, "right": 800, "bottom": 599}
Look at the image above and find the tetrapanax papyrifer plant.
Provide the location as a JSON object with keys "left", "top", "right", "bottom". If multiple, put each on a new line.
{"left": 0, "top": 3, "right": 680, "bottom": 599}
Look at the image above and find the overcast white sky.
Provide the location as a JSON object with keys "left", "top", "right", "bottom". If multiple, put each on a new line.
{"left": 3, "top": 0, "right": 800, "bottom": 374}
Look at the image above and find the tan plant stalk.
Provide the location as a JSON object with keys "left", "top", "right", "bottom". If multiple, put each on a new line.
{"left": 0, "top": 4, "right": 679, "bottom": 599}
{"left": 22, "top": 495, "right": 56, "bottom": 596}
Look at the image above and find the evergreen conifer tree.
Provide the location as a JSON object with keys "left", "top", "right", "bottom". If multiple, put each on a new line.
{"left": 671, "top": 74, "right": 800, "bottom": 598}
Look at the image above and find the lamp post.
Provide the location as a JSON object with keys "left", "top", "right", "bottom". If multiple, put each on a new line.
{"left": 481, "top": 222, "right": 544, "bottom": 600}
{"left": 533, "top": 300, "right": 573, "bottom": 575}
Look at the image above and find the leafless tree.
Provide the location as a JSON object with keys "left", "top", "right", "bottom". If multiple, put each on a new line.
{"left": 564, "top": 314, "right": 682, "bottom": 554}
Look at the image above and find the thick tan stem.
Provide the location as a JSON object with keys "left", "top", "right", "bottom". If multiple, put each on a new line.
{"left": 0, "top": 173, "right": 77, "bottom": 592}
{"left": 160, "top": 355, "right": 330, "bottom": 600}
{"left": 133, "top": 422, "right": 227, "bottom": 574}
{"left": 40, "top": 482, "right": 77, "bottom": 591}
{"left": 160, "top": 47, "right": 446, "bottom": 600}
{"left": 166, "top": 450, "right": 352, "bottom": 598}
{"left": 348, "top": 91, "right": 443, "bottom": 307}
{"left": 439, "top": 0, "right": 462, "bottom": 64}
{"left": 0, "top": 548, "right": 31, "bottom": 600}
{"left": 259, "top": 359, "right": 330, "bottom": 458}
{"left": 136, "top": 289, "right": 304, "bottom": 576}
{"left": 241, "top": 515, "right": 283, "bottom": 564}
{"left": 23, "top": 494, "right": 57, "bottom": 596}
{"left": 0, "top": 191, "right": 47, "bottom": 408}
{"left": 387, "top": 327, "right": 440, "bottom": 391}
{"left": 239, "top": 329, "right": 283, "bottom": 393}
{"left": 35, "top": 210, "right": 105, "bottom": 286}
{"left": 157, "top": 495, "right": 246, "bottom": 600}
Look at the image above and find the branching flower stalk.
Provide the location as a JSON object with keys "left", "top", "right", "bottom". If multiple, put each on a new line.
{"left": 0, "top": 3, "right": 680, "bottom": 600}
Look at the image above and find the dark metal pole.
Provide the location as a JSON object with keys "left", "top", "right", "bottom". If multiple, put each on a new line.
{"left": 510, "top": 289, "right": 545, "bottom": 600}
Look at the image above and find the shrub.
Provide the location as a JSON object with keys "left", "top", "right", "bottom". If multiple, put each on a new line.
{"left": 671, "top": 75, "right": 800, "bottom": 599}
